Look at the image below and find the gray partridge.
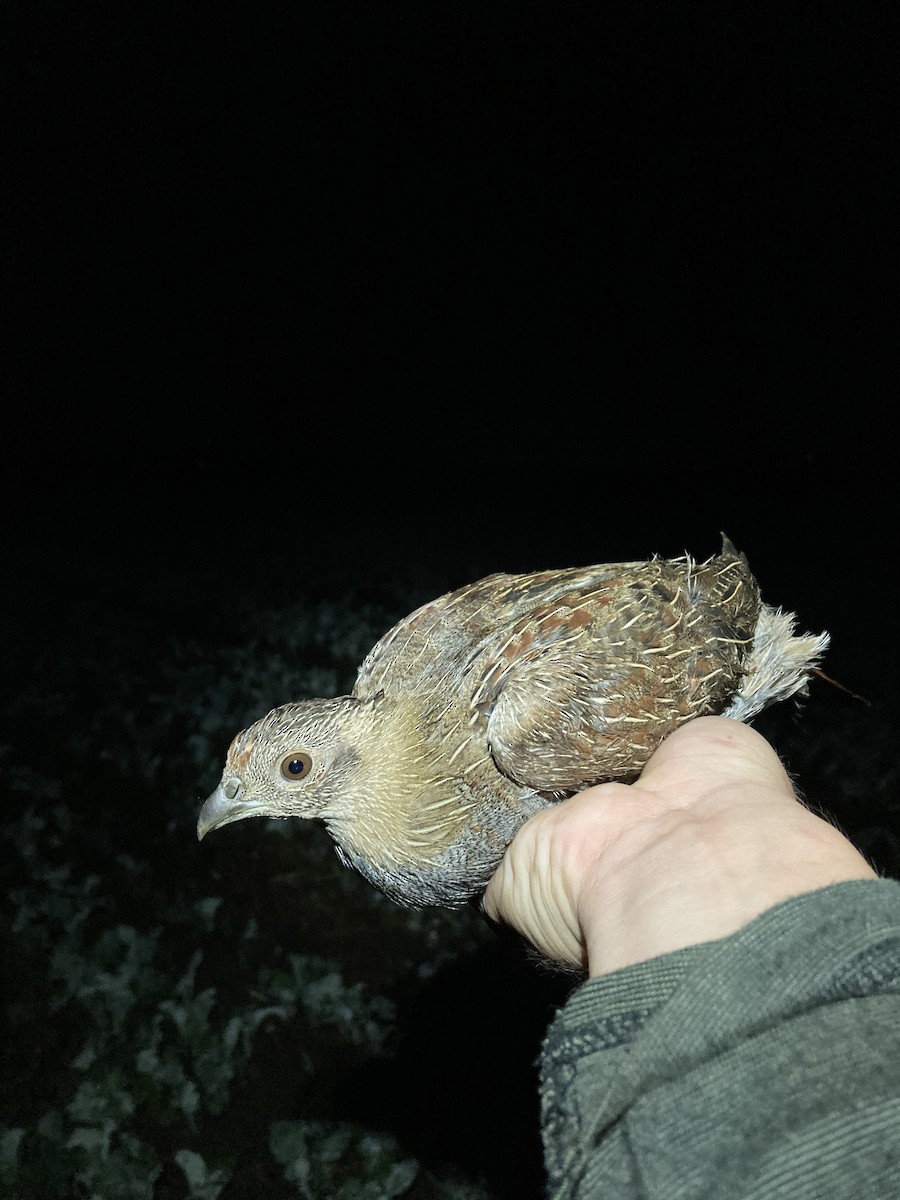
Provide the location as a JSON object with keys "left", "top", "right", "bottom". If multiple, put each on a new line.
{"left": 197, "top": 539, "right": 828, "bottom": 907}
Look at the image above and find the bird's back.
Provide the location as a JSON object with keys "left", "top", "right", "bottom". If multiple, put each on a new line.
{"left": 354, "top": 543, "right": 761, "bottom": 782}
{"left": 353, "top": 561, "right": 633, "bottom": 698}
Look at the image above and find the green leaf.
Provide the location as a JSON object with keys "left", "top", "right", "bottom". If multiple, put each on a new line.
{"left": 175, "top": 1148, "right": 230, "bottom": 1200}
{"left": 67, "top": 1075, "right": 135, "bottom": 1126}
{"left": 0, "top": 1127, "right": 25, "bottom": 1184}
{"left": 67, "top": 1120, "right": 116, "bottom": 1158}
{"left": 269, "top": 1121, "right": 419, "bottom": 1198}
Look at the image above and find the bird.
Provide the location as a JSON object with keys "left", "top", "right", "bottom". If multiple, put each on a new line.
{"left": 197, "top": 538, "right": 828, "bottom": 908}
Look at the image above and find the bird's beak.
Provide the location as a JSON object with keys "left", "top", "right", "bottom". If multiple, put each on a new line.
{"left": 197, "top": 782, "right": 266, "bottom": 841}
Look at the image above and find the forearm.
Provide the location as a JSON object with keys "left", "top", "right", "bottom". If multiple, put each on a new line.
{"left": 541, "top": 879, "right": 900, "bottom": 1200}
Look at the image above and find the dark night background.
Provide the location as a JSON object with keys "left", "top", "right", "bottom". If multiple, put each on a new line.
{"left": 2, "top": 3, "right": 898, "bottom": 1197}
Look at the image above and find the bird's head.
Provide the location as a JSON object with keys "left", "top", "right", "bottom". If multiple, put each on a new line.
{"left": 197, "top": 696, "right": 372, "bottom": 841}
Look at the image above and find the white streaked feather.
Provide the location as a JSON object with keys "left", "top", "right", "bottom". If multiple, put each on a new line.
{"left": 725, "top": 604, "right": 829, "bottom": 721}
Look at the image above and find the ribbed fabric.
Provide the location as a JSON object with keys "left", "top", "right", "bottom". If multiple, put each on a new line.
{"left": 540, "top": 879, "right": 900, "bottom": 1199}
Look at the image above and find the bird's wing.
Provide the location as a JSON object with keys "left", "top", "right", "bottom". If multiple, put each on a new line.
{"left": 477, "top": 553, "right": 759, "bottom": 792}
{"left": 353, "top": 569, "right": 604, "bottom": 698}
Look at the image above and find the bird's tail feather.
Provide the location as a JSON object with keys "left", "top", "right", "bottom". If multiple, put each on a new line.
{"left": 725, "top": 604, "right": 830, "bottom": 722}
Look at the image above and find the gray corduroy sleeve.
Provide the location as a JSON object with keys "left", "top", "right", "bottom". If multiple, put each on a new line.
{"left": 539, "top": 879, "right": 900, "bottom": 1200}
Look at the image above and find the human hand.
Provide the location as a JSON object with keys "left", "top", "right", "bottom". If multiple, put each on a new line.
{"left": 483, "top": 716, "right": 876, "bottom": 975}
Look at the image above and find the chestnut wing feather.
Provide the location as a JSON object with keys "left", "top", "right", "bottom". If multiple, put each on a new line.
{"left": 480, "top": 555, "right": 760, "bottom": 792}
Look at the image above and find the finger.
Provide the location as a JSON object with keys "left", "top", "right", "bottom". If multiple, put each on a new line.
{"left": 637, "top": 715, "right": 796, "bottom": 805}
{"left": 482, "top": 823, "right": 586, "bottom": 966}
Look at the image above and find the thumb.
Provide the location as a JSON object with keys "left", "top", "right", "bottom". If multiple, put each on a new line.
{"left": 637, "top": 716, "right": 796, "bottom": 806}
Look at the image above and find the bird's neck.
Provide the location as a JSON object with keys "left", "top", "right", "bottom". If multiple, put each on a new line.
{"left": 323, "top": 701, "right": 479, "bottom": 872}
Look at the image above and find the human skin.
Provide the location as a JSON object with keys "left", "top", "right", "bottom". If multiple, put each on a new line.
{"left": 482, "top": 716, "right": 877, "bottom": 975}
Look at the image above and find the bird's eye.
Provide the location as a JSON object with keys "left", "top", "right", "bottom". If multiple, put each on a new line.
{"left": 280, "top": 751, "right": 314, "bottom": 781}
